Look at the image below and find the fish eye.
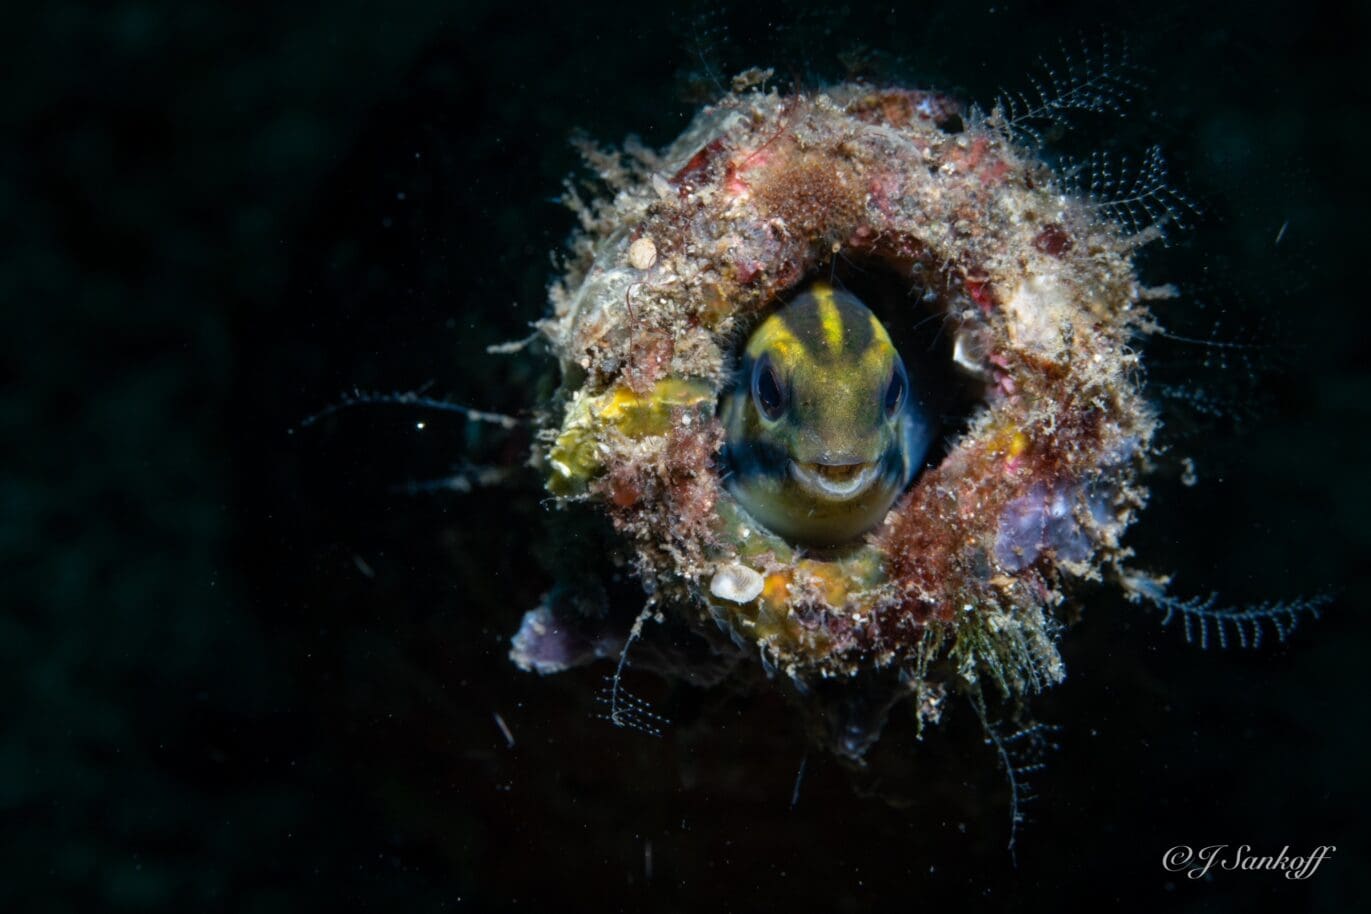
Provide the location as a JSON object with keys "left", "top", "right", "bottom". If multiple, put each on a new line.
{"left": 752, "top": 353, "right": 787, "bottom": 421}
{"left": 884, "top": 362, "right": 907, "bottom": 418}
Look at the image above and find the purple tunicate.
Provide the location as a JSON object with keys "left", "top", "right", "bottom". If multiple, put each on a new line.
{"left": 996, "top": 484, "right": 1050, "bottom": 571}
{"left": 1087, "top": 485, "right": 1116, "bottom": 528}
{"left": 509, "top": 604, "right": 620, "bottom": 675}
{"left": 995, "top": 482, "right": 1096, "bottom": 571}
{"left": 1043, "top": 487, "right": 1092, "bottom": 563}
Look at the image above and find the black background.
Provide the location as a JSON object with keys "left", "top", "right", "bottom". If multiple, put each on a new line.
{"left": 6, "top": 1, "right": 1369, "bottom": 911}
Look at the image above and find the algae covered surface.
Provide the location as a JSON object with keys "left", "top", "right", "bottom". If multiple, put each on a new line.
{"left": 5, "top": 1, "right": 1369, "bottom": 911}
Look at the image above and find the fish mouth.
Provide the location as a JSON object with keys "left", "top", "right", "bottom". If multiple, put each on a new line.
{"left": 789, "top": 459, "right": 880, "bottom": 501}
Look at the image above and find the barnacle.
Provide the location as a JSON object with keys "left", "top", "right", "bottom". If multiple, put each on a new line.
{"left": 516, "top": 77, "right": 1163, "bottom": 761}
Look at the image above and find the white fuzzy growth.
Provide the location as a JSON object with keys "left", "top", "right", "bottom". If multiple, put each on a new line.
{"left": 710, "top": 564, "right": 765, "bottom": 603}
{"left": 1005, "top": 273, "right": 1071, "bottom": 359}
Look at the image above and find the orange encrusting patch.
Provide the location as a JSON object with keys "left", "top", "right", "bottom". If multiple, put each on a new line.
{"left": 760, "top": 570, "right": 792, "bottom": 613}
{"left": 985, "top": 423, "right": 1031, "bottom": 471}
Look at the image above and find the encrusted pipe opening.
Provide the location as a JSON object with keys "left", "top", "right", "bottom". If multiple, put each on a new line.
{"left": 534, "top": 79, "right": 1156, "bottom": 702}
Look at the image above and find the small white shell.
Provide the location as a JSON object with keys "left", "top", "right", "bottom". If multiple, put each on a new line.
{"left": 709, "top": 563, "right": 765, "bottom": 604}
{"left": 628, "top": 236, "right": 657, "bottom": 270}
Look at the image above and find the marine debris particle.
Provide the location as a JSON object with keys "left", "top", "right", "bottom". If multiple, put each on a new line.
{"left": 513, "top": 79, "right": 1158, "bottom": 755}
{"left": 710, "top": 563, "right": 766, "bottom": 604}
{"left": 628, "top": 236, "right": 658, "bottom": 270}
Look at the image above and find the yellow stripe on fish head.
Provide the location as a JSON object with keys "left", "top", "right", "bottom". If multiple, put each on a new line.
{"left": 812, "top": 282, "right": 846, "bottom": 356}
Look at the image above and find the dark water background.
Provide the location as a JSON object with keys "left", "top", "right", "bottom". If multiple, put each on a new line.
{"left": 6, "top": 1, "right": 1369, "bottom": 911}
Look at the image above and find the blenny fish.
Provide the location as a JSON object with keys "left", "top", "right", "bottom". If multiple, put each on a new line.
{"left": 720, "top": 282, "right": 933, "bottom": 545}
